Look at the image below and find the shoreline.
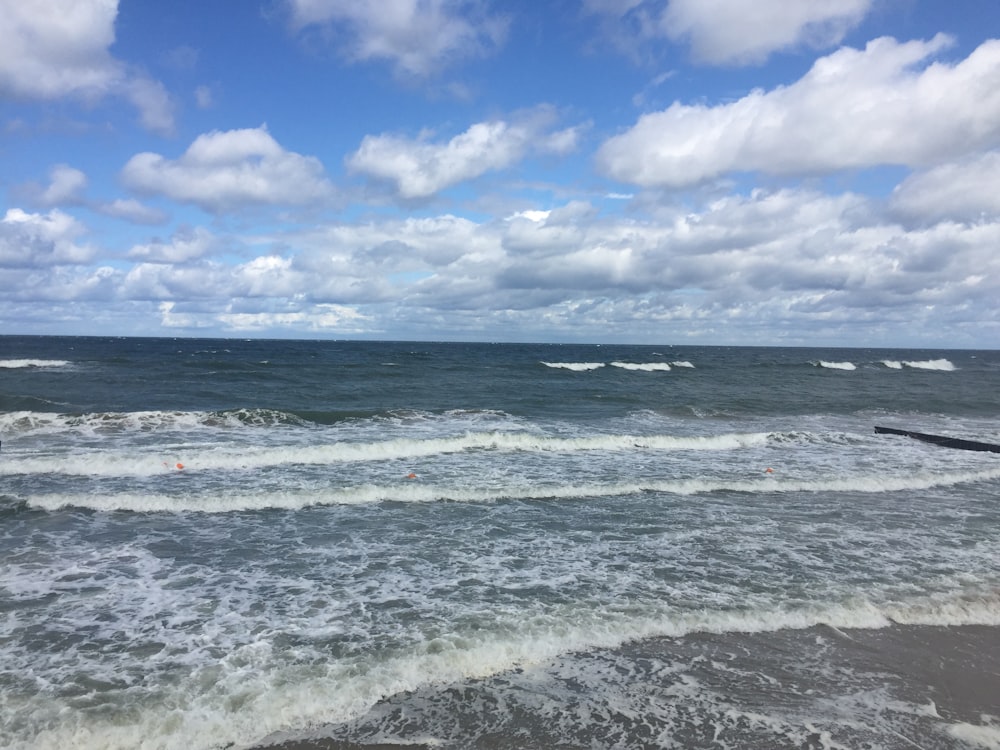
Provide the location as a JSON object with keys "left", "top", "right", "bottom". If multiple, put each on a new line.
{"left": 253, "top": 622, "right": 1000, "bottom": 750}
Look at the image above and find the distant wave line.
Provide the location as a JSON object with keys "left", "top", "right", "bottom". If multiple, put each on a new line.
{"left": 0, "top": 407, "right": 333, "bottom": 435}
{"left": 542, "top": 361, "right": 695, "bottom": 371}
{"left": 813, "top": 359, "right": 956, "bottom": 371}
{"left": 0, "top": 431, "right": 772, "bottom": 477}
{"left": 21, "top": 465, "right": 1000, "bottom": 513}
{"left": 881, "top": 358, "right": 956, "bottom": 371}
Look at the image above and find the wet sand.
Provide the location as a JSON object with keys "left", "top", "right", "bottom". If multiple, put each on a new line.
{"left": 254, "top": 623, "right": 1000, "bottom": 750}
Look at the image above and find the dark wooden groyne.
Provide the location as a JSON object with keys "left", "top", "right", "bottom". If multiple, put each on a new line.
{"left": 874, "top": 426, "right": 1000, "bottom": 454}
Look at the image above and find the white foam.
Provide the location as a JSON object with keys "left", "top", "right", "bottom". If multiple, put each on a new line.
{"left": 7, "top": 590, "right": 986, "bottom": 750}
{"left": 0, "top": 408, "right": 299, "bottom": 438}
{"left": 903, "top": 358, "right": 956, "bottom": 371}
{"left": 949, "top": 720, "right": 1000, "bottom": 749}
{"left": 23, "top": 463, "right": 1000, "bottom": 513}
{"left": 0, "top": 358, "right": 70, "bottom": 368}
{"left": 0, "top": 430, "right": 772, "bottom": 477}
{"left": 541, "top": 361, "right": 605, "bottom": 371}
{"left": 4, "top": 519, "right": 999, "bottom": 750}
{"left": 817, "top": 361, "right": 856, "bottom": 371}
{"left": 881, "top": 360, "right": 903, "bottom": 369}
{"left": 610, "top": 361, "right": 672, "bottom": 371}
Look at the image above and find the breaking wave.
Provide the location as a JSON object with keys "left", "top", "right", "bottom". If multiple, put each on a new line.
{"left": 21, "top": 465, "right": 1000, "bottom": 513}
{"left": 0, "top": 359, "right": 71, "bottom": 369}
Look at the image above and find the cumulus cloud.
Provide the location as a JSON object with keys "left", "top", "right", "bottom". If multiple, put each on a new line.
{"left": 0, "top": 208, "right": 93, "bottom": 267}
{"left": 261, "top": 187, "right": 998, "bottom": 339}
{"left": 37, "top": 165, "right": 88, "bottom": 206}
{"left": 0, "top": 0, "right": 175, "bottom": 134}
{"left": 121, "top": 126, "right": 335, "bottom": 212}
{"left": 597, "top": 35, "right": 1000, "bottom": 188}
{"left": 0, "top": 0, "right": 119, "bottom": 99}
{"left": 348, "top": 109, "right": 583, "bottom": 199}
{"left": 216, "top": 304, "right": 368, "bottom": 332}
{"left": 23, "top": 164, "right": 168, "bottom": 223}
{"left": 659, "top": 0, "right": 872, "bottom": 65}
{"left": 97, "top": 198, "right": 168, "bottom": 225}
{"left": 475, "top": 189, "right": 1000, "bottom": 347}
{"left": 583, "top": 0, "right": 871, "bottom": 66}
{"left": 286, "top": 0, "right": 508, "bottom": 77}
{"left": 5, "top": 184, "right": 1000, "bottom": 343}
{"left": 889, "top": 151, "right": 1000, "bottom": 226}
{"left": 122, "top": 76, "right": 175, "bottom": 136}
{"left": 128, "top": 226, "right": 217, "bottom": 263}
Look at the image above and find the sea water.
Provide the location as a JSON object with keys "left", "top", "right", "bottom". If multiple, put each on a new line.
{"left": 1, "top": 337, "right": 999, "bottom": 749}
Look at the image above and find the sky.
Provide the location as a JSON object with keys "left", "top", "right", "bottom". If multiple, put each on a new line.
{"left": 1, "top": 0, "right": 999, "bottom": 347}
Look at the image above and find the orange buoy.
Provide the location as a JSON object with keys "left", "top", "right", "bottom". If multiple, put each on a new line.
{"left": 176, "top": 463, "right": 184, "bottom": 470}
{"left": 407, "top": 472, "right": 417, "bottom": 479}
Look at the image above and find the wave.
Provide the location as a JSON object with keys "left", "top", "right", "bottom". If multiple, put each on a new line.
{"left": 0, "top": 359, "right": 71, "bottom": 369}
{"left": 610, "top": 361, "right": 671, "bottom": 371}
{"left": 0, "top": 430, "right": 772, "bottom": 477}
{"left": 21, "top": 465, "right": 1000, "bottom": 513}
{"left": 900, "top": 358, "right": 956, "bottom": 371}
{"left": 0, "top": 407, "right": 521, "bottom": 437}
{"left": 543, "top": 360, "right": 695, "bottom": 371}
{"left": 10, "top": 583, "right": 998, "bottom": 750}
{"left": 881, "top": 359, "right": 955, "bottom": 371}
{"left": 538, "top": 358, "right": 956, "bottom": 373}
{"left": 542, "top": 361, "right": 605, "bottom": 371}
{"left": 812, "top": 359, "right": 957, "bottom": 372}
{"left": 0, "top": 408, "right": 311, "bottom": 436}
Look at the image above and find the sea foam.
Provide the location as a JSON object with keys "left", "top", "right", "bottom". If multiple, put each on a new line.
{"left": 0, "top": 359, "right": 71, "bottom": 368}
{"left": 541, "top": 361, "right": 605, "bottom": 371}
{"left": 23, "top": 465, "right": 1000, "bottom": 513}
{"left": 816, "top": 361, "right": 856, "bottom": 370}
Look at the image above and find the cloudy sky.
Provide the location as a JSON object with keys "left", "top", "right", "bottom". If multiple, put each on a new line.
{"left": 2, "top": 0, "right": 998, "bottom": 346}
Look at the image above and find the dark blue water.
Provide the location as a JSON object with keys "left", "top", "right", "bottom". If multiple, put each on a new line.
{"left": 4, "top": 336, "right": 998, "bottom": 418}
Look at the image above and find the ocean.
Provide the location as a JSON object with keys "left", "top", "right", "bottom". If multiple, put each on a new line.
{"left": 1, "top": 336, "right": 999, "bottom": 750}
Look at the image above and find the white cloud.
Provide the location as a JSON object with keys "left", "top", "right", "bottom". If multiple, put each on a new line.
{"left": 128, "top": 226, "right": 217, "bottom": 263}
{"left": 286, "top": 0, "right": 508, "bottom": 77}
{"left": 597, "top": 35, "right": 1000, "bottom": 188}
{"left": 0, "top": 0, "right": 175, "bottom": 134}
{"left": 5, "top": 187, "right": 1000, "bottom": 344}
{"left": 26, "top": 165, "right": 168, "bottom": 223}
{"left": 348, "top": 109, "right": 582, "bottom": 199}
{"left": 0, "top": 0, "right": 118, "bottom": 99}
{"left": 217, "top": 304, "right": 368, "bottom": 332}
{"left": 38, "top": 165, "right": 88, "bottom": 206}
{"left": 121, "top": 126, "right": 335, "bottom": 213}
{"left": 97, "top": 198, "right": 169, "bottom": 225}
{"left": 659, "top": 0, "right": 872, "bottom": 65}
{"left": 0, "top": 208, "right": 93, "bottom": 267}
{"left": 122, "top": 76, "right": 175, "bottom": 136}
{"left": 890, "top": 151, "right": 1000, "bottom": 226}
{"left": 583, "top": 0, "right": 872, "bottom": 66}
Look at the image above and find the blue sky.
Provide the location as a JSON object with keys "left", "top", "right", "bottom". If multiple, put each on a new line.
{"left": 1, "top": 0, "right": 998, "bottom": 346}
